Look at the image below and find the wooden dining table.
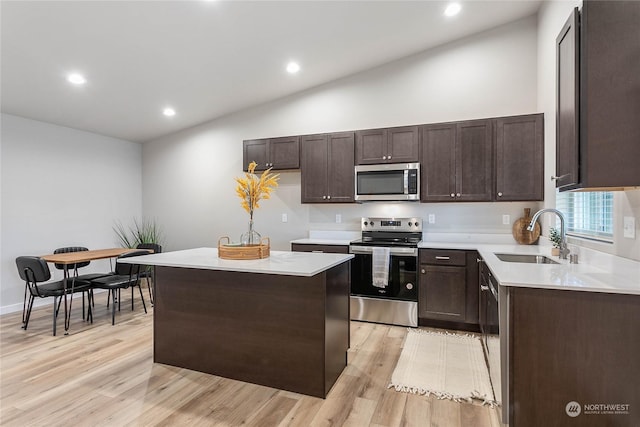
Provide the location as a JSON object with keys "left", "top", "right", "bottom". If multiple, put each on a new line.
{"left": 40, "top": 248, "right": 143, "bottom": 334}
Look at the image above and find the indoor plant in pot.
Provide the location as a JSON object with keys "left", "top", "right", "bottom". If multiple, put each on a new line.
{"left": 549, "top": 227, "right": 562, "bottom": 256}
{"left": 113, "top": 217, "right": 164, "bottom": 248}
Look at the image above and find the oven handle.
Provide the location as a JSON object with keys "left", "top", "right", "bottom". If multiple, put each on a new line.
{"left": 349, "top": 246, "right": 418, "bottom": 257}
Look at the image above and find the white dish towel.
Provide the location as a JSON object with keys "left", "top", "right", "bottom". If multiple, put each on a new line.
{"left": 372, "top": 247, "right": 391, "bottom": 288}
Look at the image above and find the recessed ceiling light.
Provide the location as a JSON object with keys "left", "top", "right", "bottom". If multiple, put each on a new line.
{"left": 163, "top": 107, "right": 176, "bottom": 117}
{"left": 66, "top": 73, "right": 87, "bottom": 85}
{"left": 444, "top": 3, "right": 462, "bottom": 17}
{"left": 286, "top": 61, "right": 300, "bottom": 74}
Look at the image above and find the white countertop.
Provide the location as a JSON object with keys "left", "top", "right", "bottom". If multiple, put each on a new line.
{"left": 419, "top": 241, "right": 640, "bottom": 295}
{"left": 118, "top": 247, "right": 353, "bottom": 277}
{"left": 291, "top": 230, "right": 359, "bottom": 246}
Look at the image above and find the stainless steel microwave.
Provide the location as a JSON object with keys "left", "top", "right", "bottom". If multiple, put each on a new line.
{"left": 354, "top": 163, "right": 420, "bottom": 201}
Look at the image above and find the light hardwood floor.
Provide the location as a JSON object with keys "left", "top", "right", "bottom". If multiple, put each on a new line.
{"left": 0, "top": 292, "right": 502, "bottom": 427}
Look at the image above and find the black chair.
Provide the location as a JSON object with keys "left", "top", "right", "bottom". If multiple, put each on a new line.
{"left": 90, "top": 250, "right": 149, "bottom": 325}
{"left": 16, "top": 256, "right": 93, "bottom": 336}
{"left": 53, "top": 246, "right": 110, "bottom": 318}
{"left": 136, "top": 243, "right": 162, "bottom": 305}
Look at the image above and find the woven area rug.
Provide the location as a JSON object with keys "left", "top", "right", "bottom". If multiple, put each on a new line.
{"left": 389, "top": 329, "right": 497, "bottom": 406}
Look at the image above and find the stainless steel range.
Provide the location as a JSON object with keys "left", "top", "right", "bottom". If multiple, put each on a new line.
{"left": 349, "top": 217, "right": 422, "bottom": 327}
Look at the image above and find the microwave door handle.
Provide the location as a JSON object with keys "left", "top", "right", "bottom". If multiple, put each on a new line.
{"left": 404, "top": 170, "right": 409, "bottom": 195}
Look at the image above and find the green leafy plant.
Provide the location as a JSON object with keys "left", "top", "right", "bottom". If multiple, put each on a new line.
{"left": 549, "top": 227, "right": 562, "bottom": 249}
{"left": 114, "top": 218, "right": 164, "bottom": 248}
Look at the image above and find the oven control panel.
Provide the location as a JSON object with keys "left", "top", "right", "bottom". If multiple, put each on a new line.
{"left": 361, "top": 217, "right": 422, "bottom": 232}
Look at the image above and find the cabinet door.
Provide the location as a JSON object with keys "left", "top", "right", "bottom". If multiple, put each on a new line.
{"left": 419, "top": 265, "right": 467, "bottom": 322}
{"left": 495, "top": 114, "right": 544, "bottom": 201}
{"left": 456, "top": 120, "right": 493, "bottom": 202}
{"left": 327, "top": 132, "right": 355, "bottom": 203}
{"left": 580, "top": 2, "right": 640, "bottom": 188}
{"left": 555, "top": 8, "right": 580, "bottom": 189}
{"left": 420, "top": 124, "right": 457, "bottom": 202}
{"left": 269, "top": 136, "right": 300, "bottom": 170}
{"left": 355, "top": 129, "right": 385, "bottom": 164}
{"left": 387, "top": 126, "right": 419, "bottom": 163}
{"left": 301, "top": 134, "right": 329, "bottom": 203}
{"left": 243, "top": 139, "right": 269, "bottom": 171}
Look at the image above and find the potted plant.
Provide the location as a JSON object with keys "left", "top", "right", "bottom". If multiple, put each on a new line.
{"left": 549, "top": 227, "right": 561, "bottom": 256}
{"left": 114, "top": 217, "right": 164, "bottom": 248}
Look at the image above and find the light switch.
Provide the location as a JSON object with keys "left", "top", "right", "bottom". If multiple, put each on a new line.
{"left": 623, "top": 216, "right": 636, "bottom": 239}
{"left": 502, "top": 215, "right": 510, "bottom": 225}
{"left": 428, "top": 214, "right": 436, "bottom": 224}
{"left": 281, "top": 213, "right": 288, "bottom": 223}
{"left": 335, "top": 214, "right": 342, "bottom": 223}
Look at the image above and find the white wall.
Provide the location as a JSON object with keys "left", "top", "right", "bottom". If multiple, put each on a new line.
{"left": 536, "top": 1, "right": 640, "bottom": 261}
{"left": 143, "top": 17, "right": 541, "bottom": 252}
{"left": 0, "top": 114, "right": 143, "bottom": 312}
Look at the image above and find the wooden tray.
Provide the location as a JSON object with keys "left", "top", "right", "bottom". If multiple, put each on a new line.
{"left": 218, "top": 236, "right": 270, "bottom": 260}
{"left": 512, "top": 208, "right": 541, "bottom": 245}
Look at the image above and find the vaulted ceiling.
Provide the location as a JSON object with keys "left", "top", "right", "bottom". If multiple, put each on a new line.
{"left": 1, "top": 1, "right": 541, "bottom": 142}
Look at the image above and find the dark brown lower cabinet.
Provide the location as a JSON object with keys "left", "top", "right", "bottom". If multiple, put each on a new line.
{"left": 505, "top": 287, "right": 640, "bottom": 427}
{"left": 418, "top": 249, "right": 479, "bottom": 331}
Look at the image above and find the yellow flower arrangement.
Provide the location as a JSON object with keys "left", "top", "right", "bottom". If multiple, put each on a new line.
{"left": 235, "top": 161, "right": 280, "bottom": 223}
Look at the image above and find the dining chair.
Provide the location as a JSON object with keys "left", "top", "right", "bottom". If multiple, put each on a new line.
{"left": 16, "top": 256, "right": 93, "bottom": 336}
{"left": 136, "top": 243, "right": 162, "bottom": 305}
{"left": 90, "top": 250, "right": 149, "bottom": 325}
{"left": 53, "top": 246, "right": 110, "bottom": 319}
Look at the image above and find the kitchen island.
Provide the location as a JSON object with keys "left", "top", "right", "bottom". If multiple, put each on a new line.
{"left": 120, "top": 247, "right": 353, "bottom": 398}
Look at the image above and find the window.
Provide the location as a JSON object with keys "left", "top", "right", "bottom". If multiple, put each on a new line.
{"left": 556, "top": 191, "right": 613, "bottom": 241}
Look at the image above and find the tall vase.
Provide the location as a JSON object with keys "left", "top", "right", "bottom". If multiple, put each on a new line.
{"left": 241, "top": 220, "right": 261, "bottom": 246}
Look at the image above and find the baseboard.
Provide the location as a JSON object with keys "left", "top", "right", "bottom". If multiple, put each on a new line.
{"left": 0, "top": 289, "right": 108, "bottom": 316}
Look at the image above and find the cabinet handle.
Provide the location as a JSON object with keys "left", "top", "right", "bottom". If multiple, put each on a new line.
{"left": 322, "top": 196, "right": 327, "bottom": 200}
{"left": 477, "top": 258, "right": 483, "bottom": 263}
{"left": 383, "top": 155, "right": 387, "bottom": 160}
{"left": 327, "top": 195, "right": 331, "bottom": 200}
{"left": 456, "top": 193, "right": 461, "bottom": 197}
{"left": 551, "top": 174, "right": 570, "bottom": 181}
{"left": 311, "top": 250, "right": 324, "bottom": 253}
{"left": 435, "top": 256, "right": 450, "bottom": 260}
{"left": 388, "top": 155, "right": 392, "bottom": 159}
{"left": 480, "top": 285, "right": 490, "bottom": 291}
{"left": 450, "top": 193, "right": 455, "bottom": 198}
{"left": 421, "top": 269, "right": 426, "bottom": 274}
{"left": 497, "top": 192, "right": 503, "bottom": 197}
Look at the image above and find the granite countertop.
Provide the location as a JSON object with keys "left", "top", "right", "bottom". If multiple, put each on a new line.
{"left": 119, "top": 247, "right": 354, "bottom": 277}
{"left": 419, "top": 241, "right": 640, "bottom": 295}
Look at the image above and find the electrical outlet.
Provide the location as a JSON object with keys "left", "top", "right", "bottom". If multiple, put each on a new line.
{"left": 281, "top": 213, "right": 288, "bottom": 223}
{"left": 335, "top": 214, "right": 342, "bottom": 224}
{"left": 502, "top": 214, "right": 510, "bottom": 225}
{"left": 428, "top": 214, "right": 435, "bottom": 224}
{"left": 623, "top": 216, "right": 636, "bottom": 239}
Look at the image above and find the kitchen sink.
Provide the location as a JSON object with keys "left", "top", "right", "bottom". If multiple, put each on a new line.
{"left": 494, "top": 253, "right": 559, "bottom": 264}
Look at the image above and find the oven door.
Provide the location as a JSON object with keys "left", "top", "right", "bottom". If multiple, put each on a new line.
{"left": 349, "top": 246, "right": 418, "bottom": 301}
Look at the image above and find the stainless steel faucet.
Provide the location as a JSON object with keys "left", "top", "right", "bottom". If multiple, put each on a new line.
{"left": 527, "top": 208, "right": 570, "bottom": 259}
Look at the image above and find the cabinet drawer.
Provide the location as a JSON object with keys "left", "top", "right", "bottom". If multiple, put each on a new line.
{"left": 291, "top": 243, "right": 349, "bottom": 254}
{"left": 419, "top": 249, "right": 466, "bottom": 266}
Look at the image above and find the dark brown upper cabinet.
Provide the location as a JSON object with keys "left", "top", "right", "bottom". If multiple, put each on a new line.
{"left": 301, "top": 132, "right": 355, "bottom": 203}
{"left": 420, "top": 119, "right": 493, "bottom": 202}
{"left": 355, "top": 126, "right": 419, "bottom": 165}
{"left": 495, "top": 114, "right": 544, "bottom": 201}
{"left": 243, "top": 136, "right": 300, "bottom": 171}
{"left": 556, "top": 2, "right": 640, "bottom": 191}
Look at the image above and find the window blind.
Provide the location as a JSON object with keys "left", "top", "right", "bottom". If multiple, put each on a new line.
{"left": 556, "top": 190, "right": 613, "bottom": 241}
